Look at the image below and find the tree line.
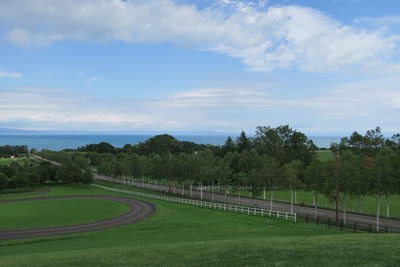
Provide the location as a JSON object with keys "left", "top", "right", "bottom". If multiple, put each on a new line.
{"left": 0, "top": 145, "right": 28, "bottom": 157}
{"left": 0, "top": 158, "right": 93, "bottom": 192}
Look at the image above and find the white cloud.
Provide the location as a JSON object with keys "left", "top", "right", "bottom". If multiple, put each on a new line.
{"left": 0, "top": 0, "right": 398, "bottom": 72}
{"left": 86, "top": 76, "right": 99, "bottom": 83}
{"left": 0, "top": 88, "right": 157, "bottom": 130}
{"left": 0, "top": 70, "right": 22, "bottom": 78}
{"left": 6, "top": 28, "right": 63, "bottom": 47}
{"left": 355, "top": 16, "right": 400, "bottom": 27}
{"left": 1, "top": 81, "right": 399, "bottom": 134}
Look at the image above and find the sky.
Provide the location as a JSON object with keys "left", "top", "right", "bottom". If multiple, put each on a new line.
{"left": 0, "top": 0, "right": 400, "bottom": 136}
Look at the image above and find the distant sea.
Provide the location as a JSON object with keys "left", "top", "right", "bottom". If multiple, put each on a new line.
{"left": 0, "top": 135, "right": 342, "bottom": 151}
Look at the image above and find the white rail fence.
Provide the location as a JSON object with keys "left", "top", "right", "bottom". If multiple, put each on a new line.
{"left": 92, "top": 184, "right": 297, "bottom": 222}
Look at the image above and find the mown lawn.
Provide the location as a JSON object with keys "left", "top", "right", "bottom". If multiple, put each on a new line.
{"left": 0, "top": 158, "right": 10, "bottom": 165}
{"left": 0, "top": 184, "right": 399, "bottom": 266}
{"left": 316, "top": 150, "right": 334, "bottom": 161}
{"left": 0, "top": 198, "right": 130, "bottom": 230}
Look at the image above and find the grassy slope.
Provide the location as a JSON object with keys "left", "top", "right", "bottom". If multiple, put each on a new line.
{"left": 0, "top": 198, "right": 130, "bottom": 230}
{"left": 316, "top": 150, "right": 334, "bottom": 161}
{"left": 0, "top": 190, "right": 38, "bottom": 197}
{"left": 0, "top": 156, "right": 37, "bottom": 166}
{"left": 0, "top": 158, "right": 10, "bottom": 165}
{"left": 0, "top": 185, "right": 399, "bottom": 266}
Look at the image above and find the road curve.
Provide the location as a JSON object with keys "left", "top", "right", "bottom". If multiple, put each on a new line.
{"left": 0, "top": 195, "right": 156, "bottom": 240}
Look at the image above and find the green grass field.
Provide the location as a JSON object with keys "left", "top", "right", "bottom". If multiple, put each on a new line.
{"left": 0, "top": 158, "right": 11, "bottom": 165}
{"left": 0, "top": 198, "right": 130, "bottom": 230}
{"left": 0, "top": 184, "right": 399, "bottom": 266}
{"left": 316, "top": 150, "right": 334, "bottom": 161}
{"left": 0, "top": 189, "right": 38, "bottom": 197}
{"left": 217, "top": 189, "right": 400, "bottom": 218}
{"left": 0, "top": 156, "right": 37, "bottom": 166}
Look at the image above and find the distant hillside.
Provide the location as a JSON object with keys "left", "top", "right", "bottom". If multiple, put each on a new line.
{"left": 0, "top": 128, "right": 38, "bottom": 135}
{"left": 0, "top": 128, "right": 95, "bottom": 135}
{"left": 0, "top": 127, "right": 232, "bottom": 136}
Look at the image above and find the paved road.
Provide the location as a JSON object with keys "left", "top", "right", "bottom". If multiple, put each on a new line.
{"left": 0, "top": 195, "right": 156, "bottom": 240}
{"left": 95, "top": 174, "right": 400, "bottom": 231}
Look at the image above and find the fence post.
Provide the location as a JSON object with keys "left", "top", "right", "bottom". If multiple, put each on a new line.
{"left": 340, "top": 219, "right": 344, "bottom": 230}
{"left": 306, "top": 215, "right": 309, "bottom": 223}
{"left": 316, "top": 216, "right": 319, "bottom": 226}
{"left": 369, "top": 224, "right": 371, "bottom": 233}
{"left": 385, "top": 226, "right": 388, "bottom": 233}
{"left": 328, "top": 217, "right": 331, "bottom": 228}
{"left": 354, "top": 222, "right": 357, "bottom": 233}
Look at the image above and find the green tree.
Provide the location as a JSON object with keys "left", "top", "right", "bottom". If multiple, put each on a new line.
{"left": 9, "top": 172, "right": 29, "bottom": 190}
{"left": 0, "top": 172, "right": 8, "bottom": 191}
{"left": 281, "top": 160, "right": 302, "bottom": 213}
{"left": 338, "top": 150, "right": 362, "bottom": 223}
{"left": 369, "top": 148, "right": 397, "bottom": 230}
{"left": 81, "top": 168, "right": 94, "bottom": 185}
{"left": 254, "top": 125, "right": 315, "bottom": 167}
{"left": 195, "top": 149, "right": 215, "bottom": 199}
{"left": 304, "top": 159, "right": 329, "bottom": 218}
{"left": 219, "top": 136, "right": 236, "bottom": 156}
{"left": 236, "top": 131, "right": 251, "bottom": 152}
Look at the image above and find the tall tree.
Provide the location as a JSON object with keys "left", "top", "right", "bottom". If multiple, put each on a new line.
{"left": 236, "top": 131, "right": 251, "bottom": 152}
{"left": 260, "top": 156, "right": 280, "bottom": 210}
{"left": 339, "top": 150, "right": 362, "bottom": 224}
{"left": 304, "top": 159, "right": 329, "bottom": 218}
{"left": 0, "top": 172, "right": 8, "bottom": 191}
{"left": 281, "top": 160, "right": 302, "bottom": 213}
{"left": 368, "top": 148, "right": 397, "bottom": 230}
{"left": 254, "top": 125, "right": 315, "bottom": 166}
{"left": 219, "top": 136, "right": 236, "bottom": 156}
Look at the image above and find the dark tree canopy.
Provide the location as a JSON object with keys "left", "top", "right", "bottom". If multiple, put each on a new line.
{"left": 0, "top": 145, "right": 28, "bottom": 157}
{"left": 78, "top": 142, "right": 116, "bottom": 154}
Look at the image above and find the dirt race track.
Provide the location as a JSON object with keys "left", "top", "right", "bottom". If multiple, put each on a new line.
{"left": 0, "top": 195, "right": 156, "bottom": 240}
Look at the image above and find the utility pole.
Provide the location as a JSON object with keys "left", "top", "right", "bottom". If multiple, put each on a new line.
{"left": 334, "top": 146, "right": 340, "bottom": 225}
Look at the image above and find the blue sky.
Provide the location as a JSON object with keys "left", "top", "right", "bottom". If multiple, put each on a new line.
{"left": 0, "top": 0, "right": 400, "bottom": 135}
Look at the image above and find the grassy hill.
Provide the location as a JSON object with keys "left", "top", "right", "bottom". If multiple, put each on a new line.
{"left": 0, "top": 185, "right": 399, "bottom": 266}
{"left": 316, "top": 150, "right": 334, "bottom": 161}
